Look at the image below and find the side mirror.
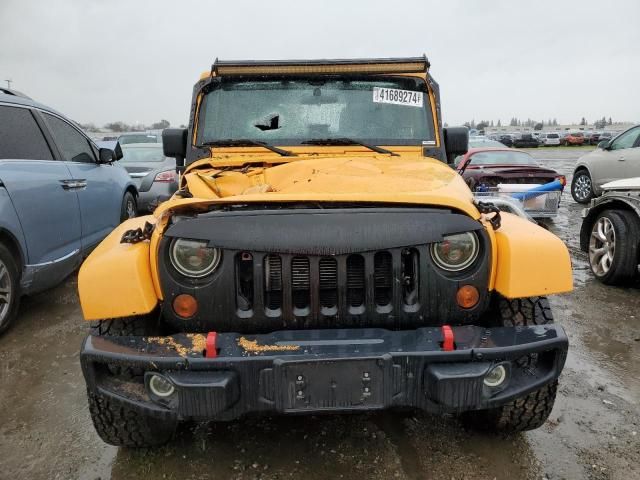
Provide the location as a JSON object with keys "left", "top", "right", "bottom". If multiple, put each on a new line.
{"left": 97, "top": 141, "right": 123, "bottom": 163}
{"left": 597, "top": 140, "right": 610, "bottom": 150}
{"left": 163, "top": 128, "right": 188, "bottom": 172}
{"left": 443, "top": 127, "right": 469, "bottom": 165}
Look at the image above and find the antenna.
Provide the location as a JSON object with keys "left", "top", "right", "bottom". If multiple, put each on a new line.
{"left": 4, "top": 79, "right": 12, "bottom": 89}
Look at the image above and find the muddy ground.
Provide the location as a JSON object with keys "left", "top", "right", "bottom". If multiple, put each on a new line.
{"left": 0, "top": 148, "right": 638, "bottom": 480}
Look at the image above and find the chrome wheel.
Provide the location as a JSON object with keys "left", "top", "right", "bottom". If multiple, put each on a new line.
{"left": 573, "top": 173, "right": 592, "bottom": 202}
{"left": 0, "top": 259, "right": 12, "bottom": 326}
{"left": 589, "top": 217, "right": 615, "bottom": 277}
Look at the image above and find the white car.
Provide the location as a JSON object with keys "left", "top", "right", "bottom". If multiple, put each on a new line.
{"left": 543, "top": 132, "right": 561, "bottom": 146}
{"left": 571, "top": 125, "right": 640, "bottom": 203}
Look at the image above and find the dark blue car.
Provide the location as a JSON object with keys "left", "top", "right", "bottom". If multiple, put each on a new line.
{"left": 0, "top": 89, "right": 137, "bottom": 334}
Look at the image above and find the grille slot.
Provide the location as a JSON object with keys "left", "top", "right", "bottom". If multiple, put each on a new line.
{"left": 264, "top": 254, "right": 282, "bottom": 311}
{"left": 401, "top": 248, "right": 419, "bottom": 306}
{"left": 319, "top": 257, "right": 338, "bottom": 311}
{"left": 374, "top": 252, "right": 393, "bottom": 306}
{"left": 235, "top": 252, "right": 253, "bottom": 312}
{"left": 291, "top": 256, "right": 310, "bottom": 310}
{"left": 346, "top": 255, "right": 365, "bottom": 307}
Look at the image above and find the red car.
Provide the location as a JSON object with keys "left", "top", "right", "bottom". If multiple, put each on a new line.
{"left": 455, "top": 147, "right": 566, "bottom": 191}
{"left": 561, "top": 132, "right": 585, "bottom": 146}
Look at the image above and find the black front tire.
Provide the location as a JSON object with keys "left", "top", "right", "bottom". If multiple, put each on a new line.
{"left": 88, "top": 390, "right": 176, "bottom": 447}
{"left": 0, "top": 243, "right": 20, "bottom": 335}
{"left": 87, "top": 314, "right": 176, "bottom": 447}
{"left": 120, "top": 191, "right": 137, "bottom": 221}
{"left": 461, "top": 296, "right": 558, "bottom": 433}
{"left": 571, "top": 169, "right": 594, "bottom": 204}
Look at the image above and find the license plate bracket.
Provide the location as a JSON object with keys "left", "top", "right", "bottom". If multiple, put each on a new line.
{"left": 275, "top": 358, "right": 386, "bottom": 412}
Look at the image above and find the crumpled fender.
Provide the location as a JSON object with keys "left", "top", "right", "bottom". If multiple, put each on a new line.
{"left": 493, "top": 213, "right": 573, "bottom": 298}
{"left": 79, "top": 216, "right": 159, "bottom": 321}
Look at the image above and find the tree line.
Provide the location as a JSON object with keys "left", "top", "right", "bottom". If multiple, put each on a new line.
{"left": 77, "top": 119, "right": 187, "bottom": 132}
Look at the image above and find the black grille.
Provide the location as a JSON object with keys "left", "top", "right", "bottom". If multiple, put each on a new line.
{"left": 240, "top": 249, "right": 422, "bottom": 322}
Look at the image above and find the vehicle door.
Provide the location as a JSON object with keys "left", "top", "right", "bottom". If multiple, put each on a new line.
{"left": 590, "top": 126, "right": 640, "bottom": 189}
{"left": 39, "top": 112, "right": 123, "bottom": 251}
{"left": 0, "top": 104, "right": 82, "bottom": 271}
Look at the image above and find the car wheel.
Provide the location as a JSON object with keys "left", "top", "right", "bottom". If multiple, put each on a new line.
{"left": 588, "top": 210, "right": 640, "bottom": 285}
{"left": 120, "top": 191, "right": 137, "bottom": 221}
{"left": 0, "top": 243, "right": 20, "bottom": 335}
{"left": 571, "top": 170, "right": 593, "bottom": 204}
{"left": 461, "top": 296, "right": 558, "bottom": 433}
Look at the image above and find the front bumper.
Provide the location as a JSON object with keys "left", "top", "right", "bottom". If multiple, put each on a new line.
{"left": 81, "top": 325, "right": 568, "bottom": 421}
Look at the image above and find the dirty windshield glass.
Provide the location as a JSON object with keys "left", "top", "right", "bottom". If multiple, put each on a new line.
{"left": 470, "top": 151, "right": 538, "bottom": 166}
{"left": 197, "top": 76, "right": 435, "bottom": 146}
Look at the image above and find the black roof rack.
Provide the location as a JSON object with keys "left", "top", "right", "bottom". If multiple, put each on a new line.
{"left": 210, "top": 55, "right": 430, "bottom": 77}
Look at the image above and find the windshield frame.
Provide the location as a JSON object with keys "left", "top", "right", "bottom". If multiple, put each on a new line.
{"left": 194, "top": 74, "right": 436, "bottom": 148}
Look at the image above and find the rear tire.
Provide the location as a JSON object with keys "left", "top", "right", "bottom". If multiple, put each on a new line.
{"left": 571, "top": 169, "right": 594, "bottom": 204}
{"left": 0, "top": 243, "right": 20, "bottom": 335}
{"left": 461, "top": 296, "right": 558, "bottom": 433}
{"left": 87, "top": 390, "right": 176, "bottom": 447}
{"left": 587, "top": 210, "right": 640, "bottom": 285}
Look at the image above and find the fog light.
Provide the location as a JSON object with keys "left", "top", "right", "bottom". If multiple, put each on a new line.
{"left": 484, "top": 365, "right": 507, "bottom": 387}
{"left": 149, "top": 374, "right": 175, "bottom": 398}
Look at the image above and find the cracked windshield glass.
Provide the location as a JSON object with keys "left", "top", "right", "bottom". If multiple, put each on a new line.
{"left": 198, "top": 76, "right": 435, "bottom": 146}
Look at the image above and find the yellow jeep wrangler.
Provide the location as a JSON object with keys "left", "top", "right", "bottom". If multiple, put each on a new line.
{"left": 79, "top": 57, "right": 572, "bottom": 447}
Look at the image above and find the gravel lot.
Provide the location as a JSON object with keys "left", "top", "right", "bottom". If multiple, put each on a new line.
{"left": 0, "top": 148, "right": 638, "bottom": 480}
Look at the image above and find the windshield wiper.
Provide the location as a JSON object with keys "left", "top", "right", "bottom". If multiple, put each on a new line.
{"left": 199, "top": 139, "right": 296, "bottom": 157}
{"left": 301, "top": 138, "right": 399, "bottom": 156}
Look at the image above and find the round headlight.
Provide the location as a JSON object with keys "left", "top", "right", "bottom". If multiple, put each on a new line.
{"left": 170, "top": 238, "right": 220, "bottom": 278}
{"left": 431, "top": 232, "right": 479, "bottom": 272}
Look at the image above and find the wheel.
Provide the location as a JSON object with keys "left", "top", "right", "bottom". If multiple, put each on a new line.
{"left": 461, "top": 296, "right": 558, "bottom": 433}
{"left": 87, "top": 314, "right": 176, "bottom": 447}
{"left": 87, "top": 390, "right": 176, "bottom": 447}
{"left": 120, "top": 191, "right": 137, "bottom": 221}
{"left": 0, "top": 243, "right": 20, "bottom": 335}
{"left": 588, "top": 210, "right": 639, "bottom": 285}
{"left": 571, "top": 169, "right": 594, "bottom": 203}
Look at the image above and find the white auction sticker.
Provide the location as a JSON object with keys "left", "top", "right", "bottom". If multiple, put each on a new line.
{"left": 373, "top": 87, "right": 423, "bottom": 107}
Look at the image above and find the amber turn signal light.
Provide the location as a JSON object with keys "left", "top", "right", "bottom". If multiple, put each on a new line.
{"left": 173, "top": 294, "right": 198, "bottom": 318}
{"left": 456, "top": 285, "right": 479, "bottom": 309}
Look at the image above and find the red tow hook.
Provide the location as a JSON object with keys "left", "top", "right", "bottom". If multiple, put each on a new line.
{"left": 205, "top": 331, "right": 218, "bottom": 358}
{"left": 441, "top": 325, "right": 455, "bottom": 352}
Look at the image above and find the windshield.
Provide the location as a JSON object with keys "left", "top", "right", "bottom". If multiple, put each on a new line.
{"left": 197, "top": 76, "right": 435, "bottom": 146}
{"left": 469, "top": 139, "right": 505, "bottom": 148}
{"left": 119, "top": 134, "right": 160, "bottom": 145}
{"left": 469, "top": 151, "right": 538, "bottom": 166}
{"left": 120, "top": 145, "right": 166, "bottom": 162}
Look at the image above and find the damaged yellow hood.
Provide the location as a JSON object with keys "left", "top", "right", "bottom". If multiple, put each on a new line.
{"left": 157, "top": 155, "right": 479, "bottom": 219}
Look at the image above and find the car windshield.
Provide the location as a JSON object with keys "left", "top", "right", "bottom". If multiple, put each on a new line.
{"left": 120, "top": 145, "right": 166, "bottom": 162}
{"left": 469, "top": 151, "right": 538, "bottom": 166}
{"left": 197, "top": 76, "right": 436, "bottom": 146}
{"left": 547, "top": 134, "right": 559, "bottom": 138}
{"left": 119, "top": 134, "right": 160, "bottom": 145}
{"left": 469, "top": 139, "right": 505, "bottom": 148}
{"left": 572, "top": 132, "right": 583, "bottom": 137}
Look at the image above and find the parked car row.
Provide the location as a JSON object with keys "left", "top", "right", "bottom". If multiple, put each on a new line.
{"left": 485, "top": 131, "right": 618, "bottom": 147}
{"left": 0, "top": 91, "right": 179, "bottom": 333}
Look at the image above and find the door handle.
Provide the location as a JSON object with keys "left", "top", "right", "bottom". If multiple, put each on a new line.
{"left": 60, "top": 179, "right": 87, "bottom": 190}
{"left": 618, "top": 157, "right": 625, "bottom": 161}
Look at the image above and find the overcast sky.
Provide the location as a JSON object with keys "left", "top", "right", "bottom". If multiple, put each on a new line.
{"left": 2, "top": 0, "right": 638, "bottom": 128}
